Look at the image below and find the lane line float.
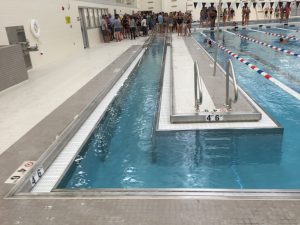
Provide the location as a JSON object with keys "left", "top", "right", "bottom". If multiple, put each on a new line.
{"left": 200, "top": 32, "right": 300, "bottom": 101}
{"left": 235, "top": 33, "right": 300, "bottom": 57}
{"left": 264, "top": 31, "right": 299, "bottom": 41}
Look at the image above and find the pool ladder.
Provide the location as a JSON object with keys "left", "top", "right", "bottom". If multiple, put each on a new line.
{"left": 194, "top": 61, "right": 203, "bottom": 112}
{"left": 225, "top": 59, "right": 238, "bottom": 110}
{"left": 194, "top": 59, "right": 238, "bottom": 112}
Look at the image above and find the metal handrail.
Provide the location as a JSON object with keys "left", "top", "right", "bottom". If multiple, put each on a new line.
{"left": 225, "top": 59, "right": 238, "bottom": 110}
{"left": 194, "top": 61, "right": 203, "bottom": 112}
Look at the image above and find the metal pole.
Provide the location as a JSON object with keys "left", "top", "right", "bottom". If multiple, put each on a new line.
{"left": 213, "top": 0, "right": 222, "bottom": 76}
{"left": 226, "top": 61, "right": 230, "bottom": 107}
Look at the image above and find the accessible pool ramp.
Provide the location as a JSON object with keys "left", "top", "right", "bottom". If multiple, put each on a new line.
{"left": 157, "top": 34, "right": 281, "bottom": 131}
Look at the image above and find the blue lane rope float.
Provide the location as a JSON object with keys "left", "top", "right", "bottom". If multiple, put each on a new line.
{"left": 235, "top": 33, "right": 300, "bottom": 57}
{"left": 199, "top": 32, "right": 300, "bottom": 101}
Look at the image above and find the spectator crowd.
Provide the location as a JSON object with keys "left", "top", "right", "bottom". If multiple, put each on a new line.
{"left": 100, "top": 11, "right": 193, "bottom": 43}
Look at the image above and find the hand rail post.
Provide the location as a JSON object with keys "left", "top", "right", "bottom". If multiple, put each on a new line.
{"left": 225, "top": 59, "right": 238, "bottom": 110}
{"left": 194, "top": 61, "right": 203, "bottom": 112}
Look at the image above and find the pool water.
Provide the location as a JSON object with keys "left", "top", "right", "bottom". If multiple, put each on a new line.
{"left": 58, "top": 31, "right": 300, "bottom": 190}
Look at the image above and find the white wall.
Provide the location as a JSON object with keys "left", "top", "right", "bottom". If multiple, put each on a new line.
{"left": 163, "top": 0, "right": 194, "bottom": 13}
{"left": 0, "top": 0, "right": 136, "bottom": 69}
{"left": 137, "top": 0, "right": 162, "bottom": 12}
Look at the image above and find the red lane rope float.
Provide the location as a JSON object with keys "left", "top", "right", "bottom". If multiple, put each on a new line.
{"left": 199, "top": 32, "right": 300, "bottom": 100}
{"left": 201, "top": 33, "right": 272, "bottom": 79}
{"left": 236, "top": 33, "right": 300, "bottom": 57}
{"left": 264, "top": 31, "right": 299, "bottom": 41}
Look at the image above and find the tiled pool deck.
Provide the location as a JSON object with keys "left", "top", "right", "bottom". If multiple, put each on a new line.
{"left": 1, "top": 36, "right": 300, "bottom": 225}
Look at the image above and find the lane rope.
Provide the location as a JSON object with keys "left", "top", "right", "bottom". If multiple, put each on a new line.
{"left": 200, "top": 32, "right": 300, "bottom": 101}
{"left": 275, "top": 27, "right": 300, "bottom": 32}
{"left": 235, "top": 33, "right": 300, "bottom": 57}
{"left": 264, "top": 31, "right": 299, "bottom": 41}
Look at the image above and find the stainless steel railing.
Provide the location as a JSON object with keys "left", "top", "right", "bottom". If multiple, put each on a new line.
{"left": 194, "top": 61, "right": 203, "bottom": 112}
{"left": 225, "top": 59, "right": 238, "bottom": 110}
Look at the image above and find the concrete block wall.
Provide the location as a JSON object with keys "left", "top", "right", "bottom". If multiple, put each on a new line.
{"left": 0, "top": 45, "right": 28, "bottom": 92}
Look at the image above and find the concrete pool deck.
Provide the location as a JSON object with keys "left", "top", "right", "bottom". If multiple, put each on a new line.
{"left": 1, "top": 35, "right": 300, "bottom": 225}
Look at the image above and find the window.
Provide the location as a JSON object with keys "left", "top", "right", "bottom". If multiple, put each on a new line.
{"left": 83, "top": 8, "right": 90, "bottom": 28}
{"left": 102, "top": 8, "right": 108, "bottom": 15}
{"left": 89, "top": 8, "right": 95, "bottom": 28}
{"left": 94, "top": 9, "right": 99, "bottom": 26}
{"left": 80, "top": 7, "right": 108, "bottom": 29}
{"left": 98, "top": 9, "right": 102, "bottom": 21}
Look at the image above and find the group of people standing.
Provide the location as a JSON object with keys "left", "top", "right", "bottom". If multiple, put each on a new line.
{"left": 200, "top": 3, "right": 250, "bottom": 28}
{"left": 100, "top": 13, "right": 155, "bottom": 43}
{"left": 100, "top": 11, "right": 194, "bottom": 43}
{"left": 200, "top": 4, "right": 218, "bottom": 29}
{"left": 278, "top": 3, "right": 292, "bottom": 22}
{"left": 100, "top": 2, "right": 293, "bottom": 42}
{"left": 221, "top": 7, "right": 236, "bottom": 24}
{"left": 157, "top": 12, "right": 193, "bottom": 36}
{"left": 199, "top": 2, "right": 292, "bottom": 28}
{"left": 264, "top": 2, "right": 291, "bottom": 22}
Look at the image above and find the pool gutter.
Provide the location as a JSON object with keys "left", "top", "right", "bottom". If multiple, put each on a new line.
{"left": 6, "top": 44, "right": 147, "bottom": 198}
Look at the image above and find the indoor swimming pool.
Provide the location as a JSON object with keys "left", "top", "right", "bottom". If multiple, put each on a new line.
{"left": 57, "top": 28, "right": 300, "bottom": 190}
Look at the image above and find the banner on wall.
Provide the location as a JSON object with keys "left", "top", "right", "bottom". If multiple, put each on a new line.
{"left": 202, "top": 2, "right": 206, "bottom": 7}
{"left": 194, "top": 2, "right": 198, "bottom": 8}
{"left": 236, "top": 2, "right": 240, "bottom": 9}
{"left": 296, "top": 1, "right": 300, "bottom": 8}
{"left": 227, "top": 2, "right": 231, "bottom": 7}
{"left": 261, "top": 2, "right": 265, "bottom": 8}
{"left": 270, "top": 2, "right": 274, "bottom": 8}
{"left": 253, "top": 2, "right": 257, "bottom": 8}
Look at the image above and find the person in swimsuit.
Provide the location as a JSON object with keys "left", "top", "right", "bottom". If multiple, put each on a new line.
{"left": 242, "top": 3, "right": 251, "bottom": 26}
{"left": 207, "top": 3, "right": 217, "bottom": 29}
{"left": 279, "top": 36, "right": 292, "bottom": 44}
{"left": 176, "top": 13, "right": 183, "bottom": 36}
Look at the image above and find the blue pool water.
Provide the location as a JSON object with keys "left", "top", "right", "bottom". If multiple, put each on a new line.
{"left": 58, "top": 31, "right": 300, "bottom": 190}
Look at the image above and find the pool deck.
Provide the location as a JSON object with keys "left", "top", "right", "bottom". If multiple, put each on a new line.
{"left": 0, "top": 35, "right": 300, "bottom": 225}
{"left": 157, "top": 34, "right": 280, "bottom": 131}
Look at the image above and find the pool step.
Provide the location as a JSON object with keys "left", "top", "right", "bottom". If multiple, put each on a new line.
{"left": 203, "top": 137, "right": 232, "bottom": 150}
